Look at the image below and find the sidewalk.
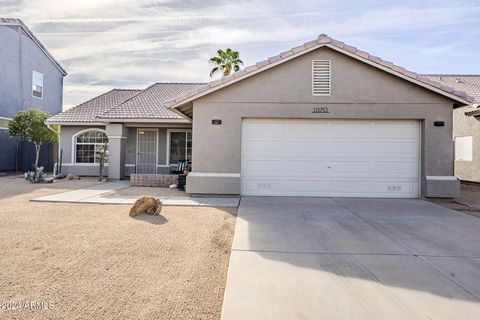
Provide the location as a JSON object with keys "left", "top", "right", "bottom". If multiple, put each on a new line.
{"left": 31, "top": 181, "right": 239, "bottom": 207}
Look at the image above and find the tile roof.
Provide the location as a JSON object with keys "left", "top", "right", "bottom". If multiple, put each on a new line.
{"left": 0, "top": 18, "right": 67, "bottom": 76}
{"left": 423, "top": 75, "right": 480, "bottom": 115}
{"left": 47, "top": 89, "right": 141, "bottom": 123}
{"left": 96, "top": 83, "right": 204, "bottom": 120}
{"left": 166, "top": 34, "right": 474, "bottom": 112}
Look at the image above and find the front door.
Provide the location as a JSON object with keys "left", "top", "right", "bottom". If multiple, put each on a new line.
{"left": 136, "top": 129, "right": 157, "bottom": 174}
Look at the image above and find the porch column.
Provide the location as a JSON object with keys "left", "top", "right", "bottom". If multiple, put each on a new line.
{"left": 106, "top": 123, "right": 127, "bottom": 180}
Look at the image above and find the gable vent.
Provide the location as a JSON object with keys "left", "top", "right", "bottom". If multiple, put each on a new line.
{"left": 312, "top": 60, "right": 331, "bottom": 95}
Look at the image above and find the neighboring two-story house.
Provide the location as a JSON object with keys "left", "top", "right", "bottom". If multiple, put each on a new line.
{"left": 0, "top": 18, "right": 67, "bottom": 172}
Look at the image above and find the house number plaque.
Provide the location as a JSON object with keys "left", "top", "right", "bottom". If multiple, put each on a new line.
{"left": 312, "top": 107, "right": 330, "bottom": 114}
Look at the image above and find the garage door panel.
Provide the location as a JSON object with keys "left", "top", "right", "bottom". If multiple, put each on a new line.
{"left": 330, "top": 180, "right": 372, "bottom": 193}
{"left": 329, "top": 122, "right": 373, "bottom": 137}
{"left": 243, "top": 160, "right": 284, "bottom": 173}
{"left": 373, "top": 141, "right": 417, "bottom": 155}
{"left": 373, "top": 181, "right": 417, "bottom": 195}
{"left": 374, "top": 122, "right": 418, "bottom": 138}
{"left": 244, "top": 178, "right": 284, "bottom": 193}
{"left": 330, "top": 140, "right": 372, "bottom": 154}
{"left": 288, "top": 161, "right": 330, "bottom": 173}
{"left": 241, "top": 119, "right": 420, "bottom": 198}
{"left": 329, "top": 161, "right": 370, "bottom": 174}
{"left": 286, "top": 180, "right": 330, "bottom": 193}
{"left": 244, "top": 140, "right": 285, "bottom": 153}
{"left": 287, "top": 122, "right": 329, "bottom": 137}
{"left": 373, "top": 161, "right": 417, "bottom": 175}
{"left": 287, "top": 140, "right": 330, "bottom": 155}
{"left": 244, "top": 121, "right": 287, "bottom": 137}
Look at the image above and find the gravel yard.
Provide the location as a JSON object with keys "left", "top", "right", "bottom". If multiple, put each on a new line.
{"left": 0, "top": 176, "right": 236, "bottom": 320}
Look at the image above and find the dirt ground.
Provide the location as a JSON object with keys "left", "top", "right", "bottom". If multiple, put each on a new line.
{"left": 0, "top": 175, "right": 237, "bottom": 320}
{"left": 427, "top": 185, "right": 480, "bottom": 218}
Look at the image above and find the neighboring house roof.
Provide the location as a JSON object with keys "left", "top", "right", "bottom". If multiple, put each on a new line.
{"left": 423, "top": 75, "right": 480, "bottom": 116}
{"left": 47, "top": 89, "right": 141, "bottom": 123}
{"left": 96, "top": 83, "right": 204, "bottom": 121}
{"left": 0, "top": 18, "right": 67, "bottom": 76}
{"left": 166, "top": 34, "right": 474, "bottom": 118}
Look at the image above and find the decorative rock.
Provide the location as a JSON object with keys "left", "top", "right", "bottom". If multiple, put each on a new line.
{"left": 129, "top": 196, "right": 163, "bottom": 217}
{"left": 65, "top": 173, "right": 79, "bottom": 180}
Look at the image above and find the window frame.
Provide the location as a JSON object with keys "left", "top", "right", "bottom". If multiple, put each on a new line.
{"left": 72, "top": 129, "right": 108, "bottom": 165}
{"left": 312, "top": 60, "right": 331, "bottom": 96}
{"left": 166, "top": 129, "right": 192, "bottom": 166}
{"left": 32, "top": 70, "right": 44, "bottom": 99}
{"left": 454, "top": 135, "right": 473, "bottom": 162}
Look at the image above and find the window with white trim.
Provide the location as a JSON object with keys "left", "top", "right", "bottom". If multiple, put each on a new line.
{"left": 455, "top": 136, "right": 473, "bottom": 161}
{"left": 75, "top": 130, "right": 108, "bottom": 163}
{"left": 32, "top": 71, "right": 43, "bottom": 99}
{"left": 169, "top": 131, "right": 192, "bottom": 164}
{"left": 312, "top": 60, "right": 331, "bottom": 95}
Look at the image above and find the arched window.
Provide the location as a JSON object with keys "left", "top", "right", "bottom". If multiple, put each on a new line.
{"left": 74, "top": 130, "right": 108, "bottom": 163}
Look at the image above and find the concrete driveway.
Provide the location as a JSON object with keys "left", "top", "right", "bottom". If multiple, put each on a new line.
{"left": 222, "top": 197, "right": 480, "bottom": 320}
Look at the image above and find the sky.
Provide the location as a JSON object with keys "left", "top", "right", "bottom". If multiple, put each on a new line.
{"left": 2, "top": 0, "right": 480, "bottom": 109}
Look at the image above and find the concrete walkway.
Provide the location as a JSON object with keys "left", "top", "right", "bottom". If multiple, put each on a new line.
{"left": 222, "top": 197, "right": 480, "bottom": 320}
{"left": 31, "top": 181, "right": 239, "bottom": 207}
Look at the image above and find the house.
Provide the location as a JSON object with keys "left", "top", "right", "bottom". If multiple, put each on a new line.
{"left": 47, "top": 83, "right": 202, "bottom": 177}
{"left": 47, "top": 34, "right": 474, "bottom": 198}
{"left": 0, "top": 18, "right": 67, "bottom": 172}
{"left": 423, "top": 75, "right": 480, "bottom": 184}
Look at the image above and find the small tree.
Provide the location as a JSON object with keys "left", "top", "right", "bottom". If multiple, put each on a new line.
{"left": 8, "top": 109, "right": 59, "bottom": 170}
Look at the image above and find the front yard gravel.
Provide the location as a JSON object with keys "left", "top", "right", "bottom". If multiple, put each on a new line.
{"left": 0, "top": 176, "right": 236, "bottom": 319}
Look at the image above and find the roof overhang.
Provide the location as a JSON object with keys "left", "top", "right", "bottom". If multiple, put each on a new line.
{"left": 96, "top": 118, "right": 191, "bottom": 123}
{"left": 167, "top": 38, "right": 474, "bottom": 118}
{"left": 45, "top": 121, "right": 106, "bottom": 126}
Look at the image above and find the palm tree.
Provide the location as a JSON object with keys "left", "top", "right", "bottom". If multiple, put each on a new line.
{"left": 209, "top": 48, "right": 244, "bottom": 77}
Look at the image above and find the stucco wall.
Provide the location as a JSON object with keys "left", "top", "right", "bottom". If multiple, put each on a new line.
{"left": 189, "top": 47, "right": 458, "bottom": 196}
{"left": 59, "top": 125, "right": 190, "bottom": 176}
{"left": 0, "top": 25, "right": 64, "bottom": 117}
{"left": 0, "top": 25, "right": 64, "bottom": 171}
{"left": 453, "top": 107, "right": 480, "bottom": 183}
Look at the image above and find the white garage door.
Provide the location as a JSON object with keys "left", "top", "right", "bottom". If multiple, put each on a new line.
{"left": 241, "top": 119, "right": 420, "bottom": 198}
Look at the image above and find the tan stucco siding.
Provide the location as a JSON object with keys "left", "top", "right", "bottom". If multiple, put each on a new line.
{"left": 189, "top": 47, "right": 458, "bottom": 196}
{"left": 454, "top": 107, "right": 480, "bottom": 182}
{"left": 197, "top": 47, "right": 451, "bottom": 105}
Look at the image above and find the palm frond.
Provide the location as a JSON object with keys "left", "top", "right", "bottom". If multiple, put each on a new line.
{"left": 209, "top": 66, "right": 220, "bottom": 77}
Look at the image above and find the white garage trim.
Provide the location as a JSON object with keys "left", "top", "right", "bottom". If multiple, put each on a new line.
{"left": 241, "top": 119, "right": 421, "bottom": 198}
